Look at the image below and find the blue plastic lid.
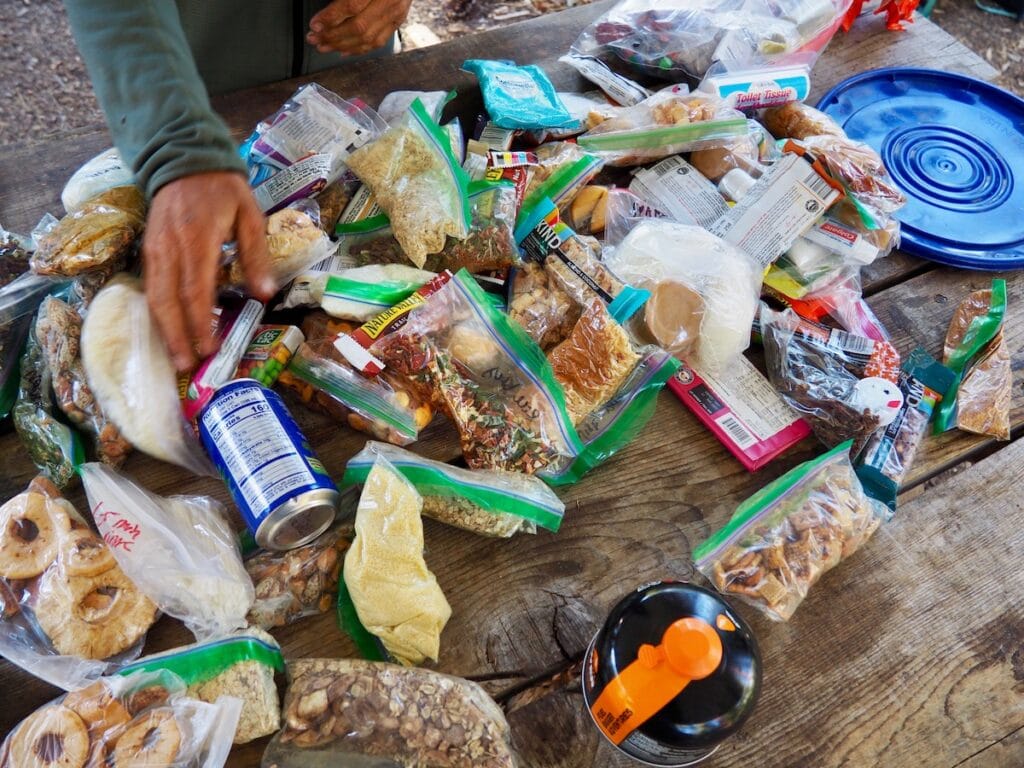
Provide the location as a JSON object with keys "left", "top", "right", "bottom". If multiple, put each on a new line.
{"left": 817, "top": 68, "right": 1024, "bottom": 270}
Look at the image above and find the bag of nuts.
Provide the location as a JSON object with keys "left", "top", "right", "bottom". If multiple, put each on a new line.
{"left": 262, "top": 658, "right": 518, "bottom": 768}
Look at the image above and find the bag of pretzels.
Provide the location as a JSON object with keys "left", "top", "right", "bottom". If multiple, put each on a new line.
{"left": 0, "top": 669, "right": 241, "bottom": 768}
{"left": 0, "top": 477, "right": 158, "bottom": 690}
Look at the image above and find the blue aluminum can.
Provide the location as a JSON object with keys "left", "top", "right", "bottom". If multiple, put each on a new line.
{"left": 199, "top": 379, "right": 338, "bottom": 550}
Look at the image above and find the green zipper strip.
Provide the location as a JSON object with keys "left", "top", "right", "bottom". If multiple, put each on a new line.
{"left": 693, "top": 441, "right": 853, "bottom": 563}
{"left": 579, "top": 118, "right": 749, "bottom": 152}
{"left": 323, "top": 275, "right": 424, "bottom": 306}
{"left": 335, "top": 214, "right": 392, "bottom": 237}
{"left": 410, "top": 98, "right": 472, "bottom": 234}
{"left": 519, "top": 155, "right": 602, "bottom": 221}
{"left": 118, "top": 636, "right": 285, "bottom": 686}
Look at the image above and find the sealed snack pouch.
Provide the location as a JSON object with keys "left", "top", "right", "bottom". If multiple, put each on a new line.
{"left": 463, "top": 59, "right": 578, "bottom": 130}
{"left": 60, "top": 146, "right": 133, "bottom": 213}
{"left": 79, "top": 463, "right": 254, "bottom": 641}
{"left": 695, "top": 440, "right": 885, "bottom": 621}
{"left": 36, "top": 294, "right": 133, "bottom": 467}
{"left": 346, "top": 98, "right": 471, "bottom": 268}
{"left": 30, "top": 186, "right": 145, "bottom": 277}
{"left": 81, "top": 275, "right": 213, "bottom": 475}
{"left": 0, "top": 272, "right": 59, "bottom": 418}
{"left": 577, "top": 89, "right": 749, "bottom": 166}
{"left": 245, "top": 521, "right": 350, "bottom": 629}
{"left": 542, "top": 303, "right": 680, "bottom": 485}
{"left": 222, "top": 203, "right": 337, "bottom": 287}
{"left": 344, "top": 441, "right": 565, "bottom": 536}
{"left": 1, "top": 670, "right": 241, "bottom": 767}
{"left": 119, "top": 630, "right": 285, "bottom": 744}
{"left": 934, "top": 279, "right": 1011, "bottom": 440}
{"left": 0, "top": 477, "right": 158, "bottom": 689}
{"left": 517, "top": 142, "right": 604, "bottom": 221}
{"left": 761, "top": 305, "right": 904, "bottom": 454}
{"left": 262, "top": 658, "right": 517, "bottom": 767}
{"left": 605, "top": 220, "right": 762, "bottom": 375}
{"left": 371, "top": 270, "right": 584, "bottom": 473}
{"left": 516, "top": 197, "right": 649, "bottom": 327}
{"left": 342, "top": 456, "right": 451, "bottom": 666}
{"left": 856, "top": 348, "right": 956, "bottom": 513}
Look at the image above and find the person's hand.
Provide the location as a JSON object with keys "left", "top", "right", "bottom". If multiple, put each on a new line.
{"left": 142, "top": 171, "right": 275, "bottom": 372}
{"left": 307, "top": 0, "right": 412, "bottom": 56}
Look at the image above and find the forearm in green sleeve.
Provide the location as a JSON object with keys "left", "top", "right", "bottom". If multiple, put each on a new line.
{"left": 63, "top": 0, "right": 246, "bottom": 200}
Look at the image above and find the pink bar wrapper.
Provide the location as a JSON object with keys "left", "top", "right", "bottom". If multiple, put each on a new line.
{"left": 668, "top": 356, "right": 811, "bottom": 471}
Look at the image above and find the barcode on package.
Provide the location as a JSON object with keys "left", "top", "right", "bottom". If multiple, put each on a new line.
{"left": 715, "top": 414, "right": 757, "bottom": 450}
{"left": 478, "top": 122, "right": 515, "bottom": 151}
{"left": 801, "top": 166, "right": 836, "bottom": 201}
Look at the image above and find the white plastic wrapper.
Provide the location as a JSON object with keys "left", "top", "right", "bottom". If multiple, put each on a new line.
{"left": 80, "top": 275, "right": 213, "bottom": 476}
{"left": 606, "top": 220, "right": 762, "bottom": 374}
{"left": 377, "top": 90, "right": 451, "bottom": 125}
{"left": 80, "top": 463, "right": 255, "bottom": 642}
{"left": 61, "top": 147, "right": 133, "bottom": 213}
{"left": 0, "top": 670, "right": 241, "bottom": 768}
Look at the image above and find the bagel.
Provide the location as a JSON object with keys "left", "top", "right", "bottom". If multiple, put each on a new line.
{"left": 63, "top": 681, "right": 131, "bottom": 733}
{"left": 0, "top": 492, "right": 67, "bottom": 580}
{"left": 35, "top": 567, "right": 157, "bottom": 659}
{"left": 7, "top": 705, "right": 89, "bottom": 768}
{"left": 59, "top": 529, "right": 117, "bottom": 579}
{"left": 112, "top": 708, "right": 182, "bottom": 768}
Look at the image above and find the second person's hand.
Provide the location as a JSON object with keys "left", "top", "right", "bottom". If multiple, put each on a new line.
{"left": 307, "top": 0, "right": 412, "bottom": 56}
{"left": 142, "top": 171, "right": 276, "bottom": 372}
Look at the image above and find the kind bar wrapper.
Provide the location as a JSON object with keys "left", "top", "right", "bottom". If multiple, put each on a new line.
{"left": 669, "top": 355, "right": 811, "bottom": 471}
{"left": 708, "top": 153, "right": 841, "bottom": 266}
{"left": 334, "top": 271, "right": 454, "bottom": 374}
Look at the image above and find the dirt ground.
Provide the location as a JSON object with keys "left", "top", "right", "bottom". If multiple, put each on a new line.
{"left": 0, "top": 0, "right": 1021, "bottom": 150}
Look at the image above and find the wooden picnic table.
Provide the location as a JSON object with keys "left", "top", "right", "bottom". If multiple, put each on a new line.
{"left": 1, "top": 3, "right": 1022, "bottom": 767}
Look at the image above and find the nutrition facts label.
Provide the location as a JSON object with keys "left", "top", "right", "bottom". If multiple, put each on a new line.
{"left": 202, "top": 386, "right": 316, "bottom": 518}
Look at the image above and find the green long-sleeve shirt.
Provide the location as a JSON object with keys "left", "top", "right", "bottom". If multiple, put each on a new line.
{"left": 64, "top": 1, "right": 394, "bottom": 200}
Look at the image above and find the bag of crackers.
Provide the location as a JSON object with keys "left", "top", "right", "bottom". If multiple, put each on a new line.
{"left": 694, "top": 440, "right": 885, "bottom": 621}
{"left": 0, "top": 477, "right": 158, "bottom": 690}
{"left": 0, "top": 669, "right": 241, "bottom": 768}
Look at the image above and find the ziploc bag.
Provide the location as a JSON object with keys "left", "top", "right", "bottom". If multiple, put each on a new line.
{"left": 1, "top": 670, "right": 241, "bottom": 768}
{"left": 518, "top": 142, "right": 604, "bottom": 220}
{"left": 516, "top": 197, "right": 649, "bottom": 327}
{"left": 344, "top": 441, "right": 565, "bottom": 535}
{"left": 463, "top": 59, "right": 578, "bottom": 130}
{"left": 0, "top": 272, "right": 58, "bottom": 418}
{"left": 371, "top": 269, "right": 583, "bottom": 474}
{"left": 262, "top": 658, "right": 517, "bottom": 767}
{"left": 695, "top": 440, "right": 885, "bottom": 621}
{"left": 281, "top": 263, "right": 435, "bottom": 321}
{"left": 346, "top": 98, "right": 471, "bottom": 268}
{"left": 577, "top": 89, "right": 749, "bottom": 166}
{"left": 119, "top": 631, "right": 285, "bottom": 744}
{"left": 80, "top": 275, "right": 213, "bottom": 476}
{"left": 79, "top": 463, "right": 254, "bottom": 641}
{"left": 0, "top": 477, "right": 157, "bottom": 690}
{"left": 276, "top": 339, "right": 429, "bottom": 445}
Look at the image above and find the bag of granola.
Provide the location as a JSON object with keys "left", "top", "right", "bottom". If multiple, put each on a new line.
{"left": 346, "top": 98, "right": 471, "bottom": 268}
{"left": 262, "top": 658, "right": 517, "bottom": 768}
{"left": 343, "top": 441, "right": 565, "bottom": 535}
{"left": 119, "top": 631, "right": 285, "bottom": 744}
{"left": 370, "top": 270, "right": 583, "bottom": 474}
{"left": 695, "top": 440, "right": 885, "bottom": 621}
{"left": 1, "top": 670, "right": 241, "bottom": 767}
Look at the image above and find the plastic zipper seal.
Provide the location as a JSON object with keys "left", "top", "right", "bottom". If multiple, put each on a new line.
{"left": 578, "top": 117, "right": 749, "bottom": 152}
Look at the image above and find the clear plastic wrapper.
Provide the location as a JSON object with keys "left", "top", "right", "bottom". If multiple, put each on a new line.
{"left": 761, "top": 305, "right": 905, "bottom": 454}
{"left": 79, "top": 462, "right": 253, "bottom": 642}
{"left": 0, "top": 478, "right": 158, "bottom": 690}
{"left": 80, "top": 275, "right": 212, "bottom": 475}
{"left": 263, "top": 658, "right": 517, "bottom": 767}
{"left": 37, "top": 295, "right": 132, "bottom": 467}
{"left": 463, "top": 59, "right": 577, "bottom": 130}
{"left": 371, "top": 270, "right": 583, "bottom": 473}
{"left": 60, "top": 146, "right": 133, "bottom": 213}
{"left": 565, "top": 184, "right": 610, "bottom": 236}
{"left": 508, "top": 262, "right": 583, "bottom": 351}
{"left": 344, "top": 441, "right": 564, "bottom": 535}
{"left": 762, "top": 101, "right": 845, "bottom": 139}
{"left": 0, "top": 228, "right": 31, "bottom": 286}
{"left": 0, "top": 670, "right": 242, "bottom": 767}
{"left": 1, "top": 271, "right": 62, "bottom": 419}
{"left": 606, "top": 220, "right": 761, "bottom": 375}
{"left": 689, "top": 119, "right": 778, "bottom": 181}
{"left": 695, "top": 440, "right": 885, "bottom": 621}
{"left": 343, "top": 456, "right": 451, "bottom": 666}
{"left": 377, "top": 90, "right": 452, "bottom": 125}
{"left": 518, "top": 142, "right": 604, "bottom": 217}
{"left": 30, "top": 186, "right": 145, "bottom": 278}
{"left": 578, "top": 89, "right": 749, "bottom": 166}
{"left": 935, "top": 280, "right": 1010, "bottom": 439}
{"left": 119, "top": 630, "right": 285, "bottom": 744}
{"left": 602, "top": 188, "right": 670, "bottom": 248}
{"left": 276, "top": 338, "right": 430, "bottom": 445}
{"left": 282, "top": 263, "right": 431, "bottom": 320}
{"left": 346, "top": 99, "right": 470, "bottom": 268}
{"left": 313, "top": 174, "right": 361, "bottom": 233}
{"left": 245, "top": 522, "right": 350, "bottom": 629}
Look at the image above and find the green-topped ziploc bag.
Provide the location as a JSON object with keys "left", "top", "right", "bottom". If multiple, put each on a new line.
{"left": 518, "top": 148, "right": 604, "bottom": 224}
{"left": 118, "top": 632, "right": 285, "bottom": 744}
{"left": 343, "top": 441, "right": 566, "bottom": 535}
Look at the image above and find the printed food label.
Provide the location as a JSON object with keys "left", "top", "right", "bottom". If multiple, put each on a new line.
{"left": 255, "top": 87, "right": 371, "bottom": 168}
{"left": 803, "top": 217, "right": 880, "bottom": 265}
{"left": 629, "top": 156, "right": 729, "bottom": 227}
{"left": 561, "top": 54, "right": 651, "bottom": 106}
{"left": 708, "top": 154, "right": 840, "bottom": 266}
{"left": 253, "top": 153, "right": 332, "bottom": 213}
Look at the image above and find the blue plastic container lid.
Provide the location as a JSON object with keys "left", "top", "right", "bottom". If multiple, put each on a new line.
{"left": 817, "top": 67, "right": 1024, "bottom": 270}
